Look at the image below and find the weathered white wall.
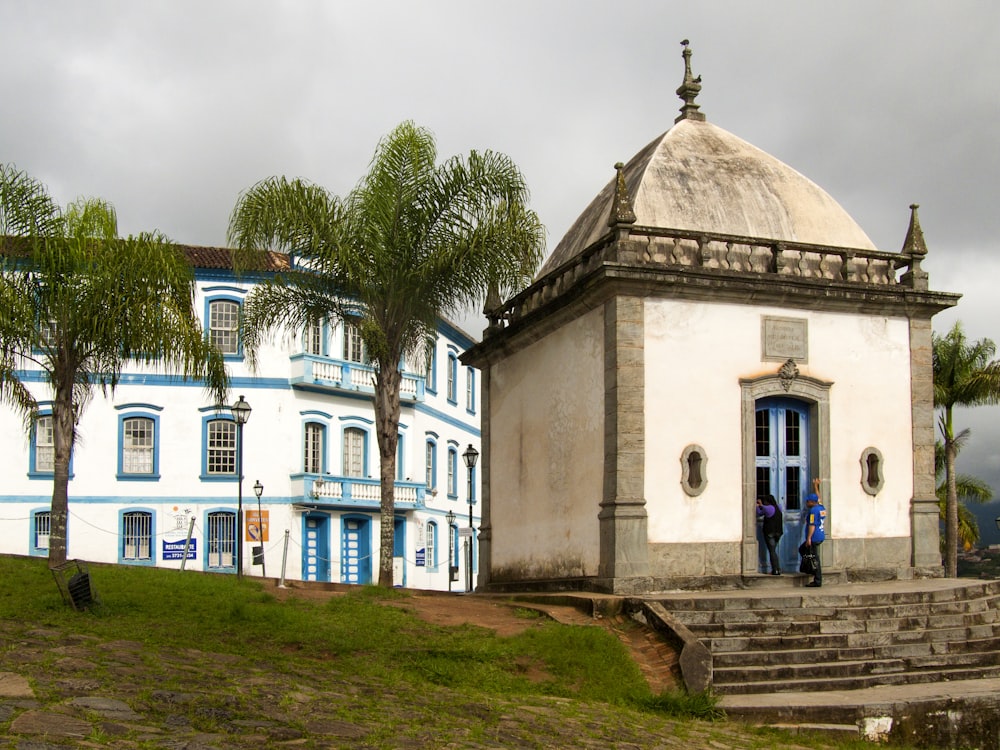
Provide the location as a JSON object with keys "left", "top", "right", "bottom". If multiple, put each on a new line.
{"left": 0, "top": 276, "right": 479, "bottom": 592}
{"left": 644, "top": 298, "right": 914, "bottom": 545}
{"left": 489, "top": 307, "right": 604, "bottom": 579}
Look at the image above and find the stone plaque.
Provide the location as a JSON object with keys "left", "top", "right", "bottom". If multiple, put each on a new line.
{"left": 761, "top": 316, "right": 808, "bottom": 362}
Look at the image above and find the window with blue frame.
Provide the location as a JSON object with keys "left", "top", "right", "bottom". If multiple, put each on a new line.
{"left": 206, "top": 510, "right": 236, "bottom": 570}
{"left": 425, "top": 347, "right": 437, "bottom": 394}
{"left": 447, "top": 446, "right": 458, "bottom": 498}
{"left": 208, "top": 298, "right": 240, "bottom": 355}
{"left": 120, "top": 509, "right": 154, "bottom": 564}
{"left": 30, "top": 509, "right": 50, "bottom": 556}
{"left": 304, "top": 319, "right": 323, "bottom": 356}
{"left": 304, "top": 422, "right": 326, "bottom": 474}
{"left": 342, "top": 426, "right": 367, "bottom": 477}
{"left": 425, "top": 438, "right": 437, "bottom": 490}
{"left": 201, "top": 416, "right": 237, "bottom": 480}
{"left": 426, "top": 521, "right": 437, "bottom": 570}
{"left": 343, "top": 319, "right": 365, "bottom": 363}
{"left": 466, "top": 367, "right": 476, "bottom": 413}
{"left": 117, "top": 408, "right": 161, "bottom": 480}
{"left": 31, "top": 414, "right": 54, "bottom": 476}
{"left": 446, "top": 353, "right": 458, "bottom": 403}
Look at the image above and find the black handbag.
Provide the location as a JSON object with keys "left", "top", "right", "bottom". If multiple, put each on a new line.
{"left": 799, "top": 551, "right": 818, "bottom": 574}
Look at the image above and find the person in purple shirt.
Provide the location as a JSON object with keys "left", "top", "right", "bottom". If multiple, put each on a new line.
{"left": 756, "top": 494, "right": 783, "bottom": 575}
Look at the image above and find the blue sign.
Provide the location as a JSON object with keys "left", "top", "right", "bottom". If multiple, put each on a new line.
{"left": 162, "top": 539, "right": 197, "bottom": 560}
{"left": 415, "top": 547, "right": 425, "bottom": 566}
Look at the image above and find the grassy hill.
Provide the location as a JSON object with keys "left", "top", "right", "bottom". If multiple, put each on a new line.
{"left": 0, "top": 556, "right": 897, "bottom": 748}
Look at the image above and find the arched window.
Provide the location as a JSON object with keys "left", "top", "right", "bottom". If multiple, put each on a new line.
{"left": 205, "top": 418, "right": 237, "bottom": 476}
{"left": 206, "top": 510, "right": 237, "bottom": 570}
{"left": 208, "top": 299, "right": 240, "bottom": 354}
{"left": 120, "top": 509, "right": 154, "bottom": 564}
{"left": 304, "top": 319, "right": 323, "bottom": 356}
{"left": 447, "top": 446, "right": 458, "bottom": 497}
{"left": 426, "top": 521, "right": 437, "bottom": 570}
{"left": 447, "top": 353, "right": 458, "bottom": 403}
{"left": 343, "top": 427, "right": 366, "bottom": 477}
{"left": 304, "top": 422, "right": 326, "bottom": 474}
{"left": 343, "top": 319, "right": 365, "bottom": 363}
{"left": 32, "top": 414, "right": 54, "bottom": 475}
{"left": 425, "top": 439, "right": 437, "bottom": 490}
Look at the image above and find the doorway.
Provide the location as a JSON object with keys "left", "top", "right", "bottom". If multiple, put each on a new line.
{"left": 755, "top": 397, "right": 810, "bottom": 572}
{"left": 341, "top": 515, "right": 372, "bottom": 585}
{"left": 302, "top": 513, "right": 330, "bottom": 582}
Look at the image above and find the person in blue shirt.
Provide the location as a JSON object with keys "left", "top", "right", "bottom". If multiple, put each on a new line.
{"left": 799, "top": 477, "right": 826, "bottom": 587}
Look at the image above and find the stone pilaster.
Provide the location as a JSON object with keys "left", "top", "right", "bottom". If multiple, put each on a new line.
{"left": 475, "top": 366, "right": 492, "bottom": 589}
{"left": 599, "top": 296, "right": 649, "bottom": 580}
{"left": 909, "top": 317, "right": 942, "bottom": 570}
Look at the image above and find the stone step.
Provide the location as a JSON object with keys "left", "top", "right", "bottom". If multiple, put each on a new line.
{"left": 714, "top": 662, "right": 1000, "bottom": 695}
{"left": 713, "top": 648, "right": 1000, "bottom": 687}
{"left": 655, "top": 580, "right": 1000, "bottom": 613}
{"left": 670, "top": 598, "right": 1000, "bottom": 627}
{"left": 713, "top": 635, "right": 1000, "bottom": 667}
{"left": 697, "top": 621, "right": 1000, "bottom": 651}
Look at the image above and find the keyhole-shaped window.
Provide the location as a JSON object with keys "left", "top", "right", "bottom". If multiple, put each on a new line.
{"left": 680, "top": 444, "right": 708, "bottom": 497}
{"left": 860, "top": 446, "right": 884, "bottom": 496}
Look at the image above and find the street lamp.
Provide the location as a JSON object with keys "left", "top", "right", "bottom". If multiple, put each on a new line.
{"left": 231, "top": 395, "right": 252, "bottom": 580}
{"left": 253, "top": 480, "right": 265, "bottom": 578}
{"left": 446, "top": 510, "right": 456, "bottom": 592}
{"left": 463, "top": 444, "right": 479, "bottom": 593}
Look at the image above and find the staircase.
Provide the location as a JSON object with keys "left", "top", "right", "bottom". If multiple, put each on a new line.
{"left": 649, "top": 579, "right": 1000, "bottom": 696}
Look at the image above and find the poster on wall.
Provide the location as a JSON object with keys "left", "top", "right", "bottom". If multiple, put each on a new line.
{"left": 163, "top": 505, "right": 196, "bottom": 560}
{"left": 245, "top": 510, "right": 270, "bottom": 543}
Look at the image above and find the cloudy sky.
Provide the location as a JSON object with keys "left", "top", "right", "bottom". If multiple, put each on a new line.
{"left": 3, "top": 1, "right": 999, "bottom": 537}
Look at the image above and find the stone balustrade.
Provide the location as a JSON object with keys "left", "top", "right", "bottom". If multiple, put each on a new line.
{"left": 487, "top": 227, "right": 922, "bottom": 332}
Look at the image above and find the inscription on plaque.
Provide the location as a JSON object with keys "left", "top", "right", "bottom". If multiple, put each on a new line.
{"left": 762, "top": 316, "right": 808, "bottom": 362}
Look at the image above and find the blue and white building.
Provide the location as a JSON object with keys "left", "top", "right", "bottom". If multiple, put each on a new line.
{"left": 0, "top": 246, "right": 481, "bottom": 590}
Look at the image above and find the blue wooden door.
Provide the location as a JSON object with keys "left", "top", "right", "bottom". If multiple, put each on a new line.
{"left": 302, "top": 513, "right": 330, "bottom": 582}
{"left": 755, "top": 398, "right": 810, "bottom": 572}
{"left": 340, "top": 515, "right": 371, "bottom": 585}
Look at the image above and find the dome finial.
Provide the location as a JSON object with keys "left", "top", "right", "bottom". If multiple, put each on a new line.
{"left": 901, "top": 203, "right": 928, "bottom": 258}
{"left": 608, "top": 161, "right": 637, "bottom": 228}
{"left": 675, "top": 39, "right": 705, "bottom": 124}
{"left": 900, "top": 203, "right": 929, "bottom": 290}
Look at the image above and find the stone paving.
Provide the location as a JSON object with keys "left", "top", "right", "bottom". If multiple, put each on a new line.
{"left": 0, "top": 616, "right": 829, "bottom": 750}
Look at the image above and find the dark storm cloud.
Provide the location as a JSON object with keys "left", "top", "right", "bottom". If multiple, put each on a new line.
{"left": 2, "top": 0, "right": 997, "bottom": 488}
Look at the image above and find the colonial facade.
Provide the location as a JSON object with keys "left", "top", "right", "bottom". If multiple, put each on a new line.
{"left": 462, "top": 44, "right": 959, "bottom": 594}
{"left": 0, "top": 247, "right": 480, "bottom": 590}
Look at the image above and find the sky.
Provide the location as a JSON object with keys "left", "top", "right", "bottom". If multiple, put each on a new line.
{"left": 3, "top": 1, "right": 999, "bottom": 539}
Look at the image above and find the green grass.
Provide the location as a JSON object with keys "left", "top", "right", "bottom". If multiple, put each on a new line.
{"left": 0, "top": 556, "right": 676, "bottom": 709}
{"left": 0, "top": 555, "right": 931, "bottom": 748}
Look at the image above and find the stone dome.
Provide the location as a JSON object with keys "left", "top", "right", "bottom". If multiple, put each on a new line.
{"left": 538, "top": 101, "right": 876, "bottom": 279}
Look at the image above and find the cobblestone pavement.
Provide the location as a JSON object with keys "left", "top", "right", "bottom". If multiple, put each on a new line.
{"left": 0, "top": 594, "right": 831, "bottom": 749}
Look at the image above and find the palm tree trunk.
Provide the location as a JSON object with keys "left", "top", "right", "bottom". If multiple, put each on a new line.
{"left": 944, "top": 407, "right": 959, "bottom": 577}
{"left": 374, "top": 363, "right": 402, "bottom": 587}
{"left": 47, "top": 378, "right": 75, "bottom": 569}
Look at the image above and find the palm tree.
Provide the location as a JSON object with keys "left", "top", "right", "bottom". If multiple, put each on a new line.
{"left": 0, "top": 164, "right": 229, "bottom": 567}
{"left": 932, "top": 321, "right": 1000, "bottom": 576}
{"left": 935, "top": 440, "right": 992, "bottom": 551}
{"left": 228, "top": 121, "right": 545, "bottom": 587}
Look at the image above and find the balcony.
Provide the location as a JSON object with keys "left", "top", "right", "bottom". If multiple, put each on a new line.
{"left": 292, "top": 474, "right": 426, "bottom": 511}
{"left": 290, "top": 354, "right": 423, "bottom": 402}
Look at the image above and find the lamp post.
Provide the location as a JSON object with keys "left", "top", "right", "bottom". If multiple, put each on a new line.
{"left": 254, "top": 479, "right": 265, "bottom": 578}
{"left": 231, "top": 395, "right": 252, "bottom": 580}
{"left": 462, "top": 444, "right": 479, "bottom": 593}
{"left": 446, "top": 510, "right": 456, "bottom": 592}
